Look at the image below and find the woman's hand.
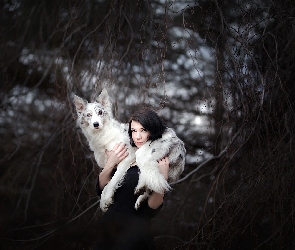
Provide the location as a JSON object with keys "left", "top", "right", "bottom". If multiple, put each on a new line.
{"left": 105, "top": 142, "right": 129, "bottom": 168}
{"left": 157, "top": 156, "right": 169, "bottom": 180}
{"left": 99, "top": 143, "right": 129, "bottom": 189}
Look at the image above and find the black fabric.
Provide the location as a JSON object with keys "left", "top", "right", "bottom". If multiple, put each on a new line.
{"left": 92, "top": 166, "right": 162, "bottom": 250}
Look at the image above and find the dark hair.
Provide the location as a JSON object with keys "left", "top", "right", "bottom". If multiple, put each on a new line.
{"left": 128, "top": 108, "right": 167, "bottom": 147}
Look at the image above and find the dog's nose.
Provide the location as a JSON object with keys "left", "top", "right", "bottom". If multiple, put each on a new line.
{"left": 93, "top": 122, "right": 99, "bottom": 128}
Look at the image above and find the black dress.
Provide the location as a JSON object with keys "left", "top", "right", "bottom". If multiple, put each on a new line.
{"left": 92, "top": 165, "right": 162, "bottom": 250}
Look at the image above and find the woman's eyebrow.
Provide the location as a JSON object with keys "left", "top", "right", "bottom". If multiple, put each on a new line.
{"left": 131, "top": 127, "right": 145, "bottom": 130}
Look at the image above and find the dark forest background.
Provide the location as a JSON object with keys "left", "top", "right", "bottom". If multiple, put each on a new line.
{"left": 0, "top": 0, "right": 294, "bottom": 249}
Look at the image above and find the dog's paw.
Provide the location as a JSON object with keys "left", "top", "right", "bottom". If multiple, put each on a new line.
{"left": 100, "top": 189, "right": 114, "bottom": 212}
{"left": 134, "top": 185, "right": 145, "bottom": 195}
{"left": 135, "top": 193, "right": 150, "bottom": 210}
{"left": 100, "top": 197, "right": 113, "bottom": 212}
{"left": 135, "top": 198, "right": 141, "bottom": 210}
{"left": 99, "top": 201, "right": 108, "bottom": 212}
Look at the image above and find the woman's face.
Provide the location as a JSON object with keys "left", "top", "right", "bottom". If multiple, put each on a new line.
{"left": 130, "top": 120, "right": 150, "bottom": 148}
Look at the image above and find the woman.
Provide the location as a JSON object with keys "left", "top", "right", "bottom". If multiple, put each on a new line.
{"left": 92, "top": 108, "right": 170, "bottom": 250}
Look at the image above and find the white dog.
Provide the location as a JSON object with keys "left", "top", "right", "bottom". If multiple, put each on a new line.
{"left": 73, "top": 89, "right": 186, "bottom": 211}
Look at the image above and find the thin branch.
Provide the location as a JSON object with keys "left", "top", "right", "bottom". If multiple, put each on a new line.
{"left": 118, "top": 10, "right": 134, "bottom": 66}
{"left": 14, "top": 200, "right": 100, "bottom": 243}
{"left": 171, "top": 125, "right": 243, "bottom": 186}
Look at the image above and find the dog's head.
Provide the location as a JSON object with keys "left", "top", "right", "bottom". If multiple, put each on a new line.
{"left": 73, "top": 89, "right": 113, "bottom": 131}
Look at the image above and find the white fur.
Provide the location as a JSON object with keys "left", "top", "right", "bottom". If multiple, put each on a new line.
{"left": 73, "top": 89, "right": 186, "bottom": 211}
{"left": 134, "top": 127, "right": 186, "bottom": 208}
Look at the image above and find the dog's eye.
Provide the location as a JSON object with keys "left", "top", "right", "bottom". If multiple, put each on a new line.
{"left": 98, "top": 110, "right": 103, "bottom": 115}
{"left": 87, "top": 113, "right": 92, "bottom": 117}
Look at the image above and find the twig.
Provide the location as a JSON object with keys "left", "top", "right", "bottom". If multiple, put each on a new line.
{"left": 14, "top": 200, "right": 100, "bottom": 242}
{"left": 171, "top": 125, "right": 243, "bottom": 186}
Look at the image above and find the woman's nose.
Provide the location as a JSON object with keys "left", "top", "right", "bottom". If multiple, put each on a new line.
{"left": 135, "top": 132, "right": 141, "bottom": 139}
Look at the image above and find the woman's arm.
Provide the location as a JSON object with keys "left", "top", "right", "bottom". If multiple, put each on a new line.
{"left": 98, "top": 143, "right": 129, "bottom": 190}
{"left": 147, "top": 157, "right": 169, "bottom": 209}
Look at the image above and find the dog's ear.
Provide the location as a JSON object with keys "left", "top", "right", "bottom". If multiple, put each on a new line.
{"left": 96, "top": 89, "right": 112, "bottom": 112}
{"left": 73, "top": 95, "right": 87, "bottom": 114}
{"left": 96, "top": 89, "right": 110, "bottom": 104}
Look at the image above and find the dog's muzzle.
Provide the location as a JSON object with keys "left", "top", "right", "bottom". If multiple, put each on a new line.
{"left": 93, "top": 122, "right": 99, "bottom": 128}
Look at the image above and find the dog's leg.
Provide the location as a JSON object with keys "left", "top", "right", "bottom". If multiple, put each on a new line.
{"left": 135, "top": 192, "right": 150, "bottom": 210}
{"left": 94, "top": 152, "right": 106, "bottom": 169}
{"left": 135, "top": 160, "right": 171, "bottom": 195}
{"left": 134, "top": 143, "right": 171, "bottom": 195}
{"left": 100, "top": 162, "right": 130, "bottom": 211}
